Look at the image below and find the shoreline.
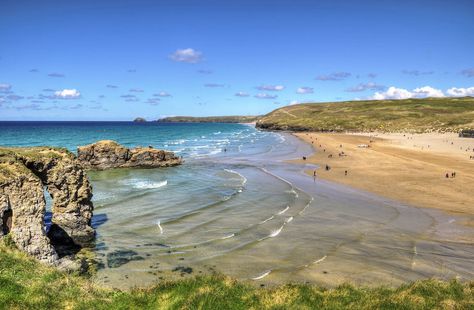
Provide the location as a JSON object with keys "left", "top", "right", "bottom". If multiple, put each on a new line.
{"left": 290, "top": 131, "right": 474, "bottom": 224}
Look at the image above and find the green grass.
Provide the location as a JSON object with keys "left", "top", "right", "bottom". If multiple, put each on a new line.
{"left": 256, "top": 97, "right": 474, "bottom": 133}
{"left": 0, "top": 146, "right": 73, "bottom": 183}
{"left": 1, "top": 242, "right": 472, "bottom": 309}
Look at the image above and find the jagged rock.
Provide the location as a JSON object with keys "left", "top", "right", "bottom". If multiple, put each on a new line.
{"left": 0, "top": 147, "right": 94, "bottom": 265}
{"left": 77, "top": 140, "right": 183, "bottom": 170}
{"left": 133, "top": 117, "right": 147, "bottom": 123}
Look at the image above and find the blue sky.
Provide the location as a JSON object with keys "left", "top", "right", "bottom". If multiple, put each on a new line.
{"left": 1, "top": 0, "right": 473, "bottom": 121}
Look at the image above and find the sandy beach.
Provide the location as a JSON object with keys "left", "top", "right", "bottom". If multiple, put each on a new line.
{"left": 293, "top": 132, "right": 474, "bottom": 221}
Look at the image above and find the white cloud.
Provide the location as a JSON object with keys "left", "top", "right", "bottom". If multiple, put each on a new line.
{"left": 255, "top": 93, "right": 278, "bottom": 99}
{"left": 372, "top": 87, "right": 414, "bottom": 100}
{"left": 412, "top": 86, "right": 444, "bottom": 98}
{"left": 257, "top": 85, "right": 285, "bottom": 91}
{"left": 235, "top": 91, "right": 250, "bottom": 97}
{"left": 54, "top": 89, "right": 81, "bottom": 99}
{"left": 346, "top": 82, "right": 385, "bottom": 92}
{"left": 0, "top": 83, "right": 12, "bottom": 92}
{"left": 289, "top": 100, "right": 300, "bottom": 105}
{"left": 153, "top": 91, "right": 171, "bottom": 97}
{"left": 446, "top": 87, "right": 474, "bottom": 97}
{"left": 371, "top": 86, "right": 444, "bottom": 100}
{"left": 296, "top": 87, "right": 314, "bottom": 94}
{"left": 169, "top": 48, "right": 203, "bottom": 63}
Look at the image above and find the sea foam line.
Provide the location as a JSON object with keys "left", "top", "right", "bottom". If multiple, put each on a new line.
{"left": 156, "top": 220, "right": 164, "bottom": 234}
{"left": 259, "top": 215, "right": 274, "bottom": 224}
{"left": 224, "top": 168, "right": 248, "bottom": 186}
{"left": 277, "top": 206, "right": 290, "bottom": 215}
{"left": 221, "top": 233, "right": 235, "bottom": 240}
{"left": 251, "top": 270, "right": 271, "bottom": 280}
{"left": 302, "top": 255, "right": 327, "bottom": 268}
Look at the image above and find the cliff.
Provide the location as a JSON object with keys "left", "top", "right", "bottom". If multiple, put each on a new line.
{"left": 0, "top": 147, "right": 94, "bottom": 266}
{"left": 77, "top": 140, "right": 183, "bottom": 170}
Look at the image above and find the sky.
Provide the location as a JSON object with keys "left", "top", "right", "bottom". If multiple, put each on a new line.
{"left": 1, "top": 0, "right": 473, "bottom": 121}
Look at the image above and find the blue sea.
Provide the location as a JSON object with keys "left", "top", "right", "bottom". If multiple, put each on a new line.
{"left": 1, "top": 121, "right": 473, "bottom": 289}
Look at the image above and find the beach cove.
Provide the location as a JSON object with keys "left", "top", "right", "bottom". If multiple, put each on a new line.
{"left": 0, "top": 121, "right": 473, "bottom": 290}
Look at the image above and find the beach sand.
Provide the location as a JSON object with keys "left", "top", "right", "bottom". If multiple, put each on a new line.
{"left": 293, "top": 132, "right": 474, "bottom": 222}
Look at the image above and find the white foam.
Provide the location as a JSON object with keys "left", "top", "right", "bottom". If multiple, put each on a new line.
{"left": 277, "top": 206, "right": 289, "bottom": 215}
{"left": 251, "top": 270, "right": 271, "bottom": 280}
{"left": 259, "top": 216, "right": 274, "bottom": 224}
{"left": 134, "top": 180, "right": 168, "bottom": 189}
{"left": 224, "top": 169, "right": 248, "bottom": 186}
{"left": 121, "top": 179, "right": 168, "bottom": 189}
{"left": 285, "top": 216, "right": 293, "bottom": 223}
{"left": 156, "top": 220, "right": 163, "bottom": 235}
{"left": 313, "top": 255, "right": 327, "bottom": 264}
{"left": 269, "top": 225, "right": 284, "bottom": 238}
{"left": 221, "top": 233, "right": 235, "bottom": 240}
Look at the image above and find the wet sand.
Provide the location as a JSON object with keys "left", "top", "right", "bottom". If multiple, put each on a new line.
{"left": 293, "top": 132, "right": 474, "bottom": 223}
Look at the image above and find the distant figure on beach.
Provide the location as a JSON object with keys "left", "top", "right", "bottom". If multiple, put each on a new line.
{"left": 325, "top": 164, "right": 330, "bottom": 171}
{"left": 446, "top": 173, "right": 449, "bottom": 178}
{"left": 302, "top": 156, "right": 306, "bottom": 160}
{"left": 224, "top": 148, "right": 227, "bottom": 152}
{"left": 345, "top": 170, "right": 348, "bottom": 176}
{"left": 313, "top": 170, "right": 317, "bottom": 181}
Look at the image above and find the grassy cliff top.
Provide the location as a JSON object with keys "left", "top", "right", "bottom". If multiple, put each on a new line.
{"left": 1, "top": 241, "right": 473, "bottom": 309}
{"left": 0, "top": 146, "right": 73, "bottom": 183}
{"left": 156, "top": 115, "right": 259, "bottom": 123}
{"left": 256, "top": 97, "right": 474, "bottom": 133}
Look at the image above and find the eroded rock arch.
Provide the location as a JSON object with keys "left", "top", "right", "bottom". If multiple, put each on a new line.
{"left": 0, "top": 147, "right": 94, "bottom": 265}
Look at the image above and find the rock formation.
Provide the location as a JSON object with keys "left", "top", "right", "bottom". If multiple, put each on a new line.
{"left": 77, "top": 140, "right": 183, "bottom": 170}
{"left": 0, "top": 147, "right": 94, "bottom": 265}
{"left": 133, "top": 117, "right": 146, "bottom": 123}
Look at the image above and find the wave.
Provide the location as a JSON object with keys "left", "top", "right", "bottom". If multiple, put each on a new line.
{"left": 121, "top": 179, "right": 168, "bottom": 190}
{"left": 270, "top": 225, "right": 284, "bottom": 237}
{"left": 221, "top": 233, "right": 235, "bottom": 240}
{"left": 156, "top": 220, "right": 164, "bottom": 234}
{"left": 300, "top": 255, "right": 327, "bottom": 268}
{"left": 277, "top": 206, "right": 290, "bottom": 215}
{"left": 285, "top": 216, "right": 293, "bottom": 223}
{"left": 224, "top": 168, "right": 248, "bottom": 186}
{"left": 251, "top": 270, "right": 271, "bottom": 280}
{"left": 259, "top": 215, "right": 274, "bottom": 224}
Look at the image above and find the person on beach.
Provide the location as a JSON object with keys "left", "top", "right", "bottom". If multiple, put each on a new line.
{"left": 345, "top": 170, "right": 348, "bottom": 176}
{"left": 313, "top": 170, "right": 317, "bottom": 181}
{"left": 446, "top": 173, "right": 449, "bottom": 178}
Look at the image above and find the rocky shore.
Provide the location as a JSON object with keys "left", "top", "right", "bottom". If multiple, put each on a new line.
{"left": 0, "top": 140, "right": 182, "bottom": 268}
{"left": 77, "top": 140, "right": 183, "bottom": 170}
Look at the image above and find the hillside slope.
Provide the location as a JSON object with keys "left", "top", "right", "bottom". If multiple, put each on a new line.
{"left": 256, "top": 97, "right": 474, "bottom": 133}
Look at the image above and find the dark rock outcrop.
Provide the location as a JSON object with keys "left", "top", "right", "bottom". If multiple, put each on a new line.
{"left": 133, "top": 117, "right": 146, "bottom": 123}
{"left": 77, "top": 140, "right": 183, "bottom": 170}
{"left": 0, "top": 147, "right": 94, "bottom": 265}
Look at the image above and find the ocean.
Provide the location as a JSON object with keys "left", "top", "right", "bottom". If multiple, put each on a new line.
{"left": 1, "top": 121, "right": 473, "bottom": 289}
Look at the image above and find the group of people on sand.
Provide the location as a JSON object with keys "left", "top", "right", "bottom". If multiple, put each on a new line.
{"left": 445, "top": 172, "right": 457, "bottom": 179}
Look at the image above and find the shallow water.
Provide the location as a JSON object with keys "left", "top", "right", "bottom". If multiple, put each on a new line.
{"left": 1, "top": 122, "right": 473, "bottom": 289}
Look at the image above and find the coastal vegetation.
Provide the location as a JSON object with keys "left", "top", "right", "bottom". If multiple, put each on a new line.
{"left": 256, "top": 97, "right": 474, "bottom": 133}
{"left": 156, "top": 115, "right": 259, "bottom": 123}
{"left": 1, "top": 241, "right": 473, "bottom": 309}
